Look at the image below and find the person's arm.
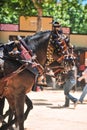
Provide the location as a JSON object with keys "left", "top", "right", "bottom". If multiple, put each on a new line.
{"left": 78, "top": 75, "right": 85, "bottom": 81}
{"left": 78, "top": 69, "right": 87, "bottom": 81}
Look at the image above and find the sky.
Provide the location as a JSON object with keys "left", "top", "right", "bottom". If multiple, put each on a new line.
{"left": 82, "top": 0, "right": 87, "bottom": 5}
{"left": 57, "top": 0, "right": 87, "bottom": 5}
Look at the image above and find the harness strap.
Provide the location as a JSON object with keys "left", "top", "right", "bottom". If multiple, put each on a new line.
{"left": 20, "top": 44, "right": 31, "bottom": 60}
{"left": 1, "top": 63, "right": 26, "bottom": 83}
{"left": 0, "top": 63, "right": 27, "bottom": 98}
{"left": 18, "top": 36, "right": 33, "bottom": 56}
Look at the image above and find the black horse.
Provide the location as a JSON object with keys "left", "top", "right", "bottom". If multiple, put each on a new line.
{"left": 0, "top": 30, "right": 71, "bottom": 130}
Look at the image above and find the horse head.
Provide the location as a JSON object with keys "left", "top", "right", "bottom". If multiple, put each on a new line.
{"left": 24, "top": 31, "right": 51, "bottom": 66}
{"left": 0, "top": 30, "right": 76, "bottom": 77}
{"left": 24, "top": 31, "right": 69, "bottom": 67}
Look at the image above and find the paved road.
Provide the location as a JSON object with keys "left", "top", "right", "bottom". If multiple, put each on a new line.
{"left": 4, "top": 88, "right": 87, "bottom": 130}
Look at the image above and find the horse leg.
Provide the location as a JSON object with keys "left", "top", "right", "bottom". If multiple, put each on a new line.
{"left": 0, "top": 97, "right": 6, "bottom": 125}
{"left": 0, "top": 117, "right": 16, "bottom": 130}
{"left": 0, "top": 92, "right": 25, "bottom": 130}
{"left": 15, "top": 91, "right": 25, "bottom": 130}
{"left": 7, "top": 108, "right": 14, "bottom": 130}
{"left": 0, "top": 106, "right": 15, "bottom": 130}
{"left": 7, "top": 96, "right": 33, "bottom": 130}
{"left": 0, "top": 95, "right": 33, "bottom": 130}
{"left": 24, "top": 95, "right": 33, "bottom": 120}
{"left": 1, "top": 107, "right": 14, "bottom": 130}
{"left": 0, "top": 97, "right": 5, "bottom": 116}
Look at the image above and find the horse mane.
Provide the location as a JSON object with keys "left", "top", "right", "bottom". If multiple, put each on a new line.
{"left": 24, "top": 31, "right": 51, "bottom": 44}
{"left": 25, "top": 30, "right": 51, "bottom": 41}
{"left": 24, "top": 30, "right": 51, "bottom": 52}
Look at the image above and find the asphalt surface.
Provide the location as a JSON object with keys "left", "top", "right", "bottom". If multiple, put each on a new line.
{"left": 3, "top": 87, "right": 87, "bottom": 130}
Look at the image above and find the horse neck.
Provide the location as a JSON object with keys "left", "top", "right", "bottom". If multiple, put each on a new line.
{"left": 25, "top": 31, "right": 51, "bottom": 66}
{"left": 36, "top": 39, "right": 50, "bottom": 66}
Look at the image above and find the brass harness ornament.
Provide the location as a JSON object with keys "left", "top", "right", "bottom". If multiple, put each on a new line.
{"left": 46, "top": 35, "right": 55, "bottom": 66}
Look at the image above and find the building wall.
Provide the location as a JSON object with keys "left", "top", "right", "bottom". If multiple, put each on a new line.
{"left": 70, "top": 34, "right": 87, "bottom": 47}
{"left": 0, "top": 31, "right": 87, "bottom": 47}
{"left": 0, "top": 31, "right": 34, "bottom": 43}
{"left": 0, "top": 31, "right": 87, "bottom": 67}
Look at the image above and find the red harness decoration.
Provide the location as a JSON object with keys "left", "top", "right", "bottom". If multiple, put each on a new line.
{"left": 18, "top": 36, "right": 32, "bottom": 60}
{"left": 20, "top": 44, "right": 31, "bottom": 60}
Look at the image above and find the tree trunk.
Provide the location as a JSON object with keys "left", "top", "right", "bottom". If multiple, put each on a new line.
{"left": 32, "top": 0, "right": 43, "bottom": 32}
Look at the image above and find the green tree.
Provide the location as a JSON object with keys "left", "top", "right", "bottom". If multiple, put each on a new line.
{"left": 31, "top": 0, "right": 57, "bottom": 31}
{"left": 57, "top": 0, "right": 87, "bottom": 34}
{"left": 0, "top": 0, "right": 36, "bottom": 23}
{"left": 31, "top": 0, "right": 43, "bottom": 32}
{"left": 0, "top": 0, "right": 87, "bottom": 34}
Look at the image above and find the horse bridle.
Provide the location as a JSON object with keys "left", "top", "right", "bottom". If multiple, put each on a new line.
{"left": 46, "top": 33, "right": 68, "bottom": 66}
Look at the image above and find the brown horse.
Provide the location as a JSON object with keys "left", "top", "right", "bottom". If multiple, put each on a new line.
{"left": 0, "top": 44, "right": 33, "bottom": 130}
{"left": 0, "top": 31, "right": 71, "bottom": 130}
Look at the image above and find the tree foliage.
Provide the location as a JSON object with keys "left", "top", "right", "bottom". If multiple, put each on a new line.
{"left": 0, "top": 0, "right": 87, "bottom": 34}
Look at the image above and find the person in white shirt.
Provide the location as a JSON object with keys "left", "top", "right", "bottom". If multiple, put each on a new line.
{"left": 78, "top": 67, "right": 87, "bottom": 103}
